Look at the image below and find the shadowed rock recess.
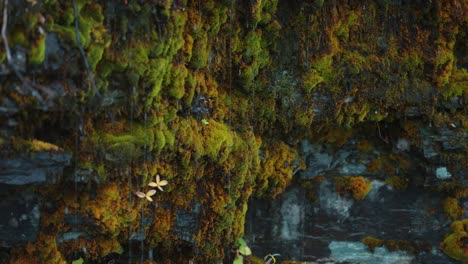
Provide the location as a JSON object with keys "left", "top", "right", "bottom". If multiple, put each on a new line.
{"left": 0, "top": 0, "right": 466, "bottom": 263}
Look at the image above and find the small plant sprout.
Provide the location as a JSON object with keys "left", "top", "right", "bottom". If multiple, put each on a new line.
{"left": 201, "top": 118, "right": 209, "bottom": 125}
{"left": 148, "top": 174, "right": 168, "bottom": 191}
{"left": 264, "top": 253, "right": 280, "bottom": 264}
{"left": 135, "top": 189, "right": 156, "bottom": 201}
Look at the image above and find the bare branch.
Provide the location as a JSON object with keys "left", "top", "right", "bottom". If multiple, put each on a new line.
{"left": 72, "top": 0, "right": 101, "bottom": 98}
{"left": 377, "top": 122, "right": 390, "bottom": 144}
{"left": 1, "top": 0, "right": 11, "bottom": 63}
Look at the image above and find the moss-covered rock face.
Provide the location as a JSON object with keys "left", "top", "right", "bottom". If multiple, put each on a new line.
{"left": 0, "top": 0, "right": 466, "bottom": 262}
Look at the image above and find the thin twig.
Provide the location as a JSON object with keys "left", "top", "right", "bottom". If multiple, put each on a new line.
{"left": 1, "top": 0, "right": 11, "bottom": 63}
{"left": 377, "top": 122, "right": 389, "bottom": 144}
{"left": 72, "top": 0, "right": 101, "bottom": 98}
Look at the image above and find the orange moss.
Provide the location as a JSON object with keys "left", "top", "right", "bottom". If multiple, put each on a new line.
{"left": 361, "top": 236, "right": 383, "bottom": 253}
{"left": 443, "top": 197, "right": 463, "bottom": 221}
{"left": 357, "top": 140, "right": 373, "bottom": 153}
{"left": 362, "top": 236, "right": 431, "bottom": 254}
{"left": 335, "top": 176, "right": 371, "bottom": 200}
{"left": 367, "top": 158, "right": 382, "bottom": 173}
{"left": 255, "top": 141, "right": 300, "bottom": 199}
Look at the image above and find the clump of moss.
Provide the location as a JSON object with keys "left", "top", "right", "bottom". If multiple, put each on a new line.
{"left": 11, "top": 232, "right": 67, "bottom": 264}
{"left": 254, "top": 141, "right": 301, "bottom": 199}
{"left": 362, "top": 236, "right": 431, "bottom": 254}
{"left": 385, "top": 176, "right": 409, "bottom": 191}
{"left": 443, "top": 197, "right": 463, "bottom": 221}
{"left": 440, "top": 68, "right": 468, "bottom": 100}
{"left": 335, "top": 176, "right": 372, "bottom": 200}
{"left": 440, "top": 219, "right": 468, "bottom": 262}
{"left": 356, "top": 139, "right": 373, "bottom": 153}
{"left": 90, "top": 121, "right": 154, "bottom": 163}
{"left": 28, "top": 35, "right": 46, "bottom": 65}
{"left": 361, "top": 236, "right": 384, "bottom": 252}
{"left": 81, "top": 182, "right": 138, "bottom": 236}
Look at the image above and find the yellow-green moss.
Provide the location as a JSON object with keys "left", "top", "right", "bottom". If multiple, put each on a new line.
{"left": 443, "top": 197, "right": 463, "bottom": 221}
{"left": 255, "top": 141, "right": 300, "bottom": 199}
{"left": 302, "top": 69, "right": 324, "bottom": 92}
{"left": 28, "top": 35, "right": 46, "bottom": 65}
{"left": 91, "top": 122, "right": 154, "bottom": 163}
{"left": 440, "top": 68, "right": 468, "bottom": 100}
{"left": 31, "top": 139, "right": 61, "bottom": 152}
{"left": 440, "top": 219, "right": 468, "bottom": 262}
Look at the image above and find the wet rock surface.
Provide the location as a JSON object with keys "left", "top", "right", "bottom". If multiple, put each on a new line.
{"left": 0, "top": 190, "right": 40, "bottom": 247}
{"left": 0, "top": 151, "right": 72, "bottom": 185}
{"left": 245, "top": 182, "right": 457, "bottom": 263}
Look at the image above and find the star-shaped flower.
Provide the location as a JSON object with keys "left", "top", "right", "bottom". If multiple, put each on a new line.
{"left": 148, "top": 174, "right": 168, "bottom": 191}
{"left": 135, "top": 189, "right": 156, "bottom": 201}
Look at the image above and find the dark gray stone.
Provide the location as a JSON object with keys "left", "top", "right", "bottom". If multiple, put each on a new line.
{"left": 44, "top": 33, "right": 65, "bottom": 71}
{"left": 0, "top": 190, "right": 40, "bottom": 247}
{"left": 0, "top": 98, "right": 19, "bottom": 116}
{"left": 57, "top": 231, "right": 87, "bottom": 243}
{"left": 0, "top": 151, "right": 72, "bottom": 185}
{"left": 245, "top": 182, "right": 455, "bottom": 263}
{"left": 175, "top": 203, "right": 201, "bottom": 243}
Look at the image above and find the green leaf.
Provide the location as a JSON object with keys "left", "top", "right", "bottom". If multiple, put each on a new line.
{"left": 201, "top": 119, "right": 209, "bottom": 125}
{"left": 233, "top": 255, "right": 243, "bottom": 264}
{"left": 72, "top": 257, "right": 84, "bottom": 264}
{"left": 237, "top": 238, "right": 247, "bottom": 247}
{"left": 239, "top": 245, "right": 252, "bottom": 256}
{"left": 237, "top": 238, "right": 252, "bottom": 255}
{"left": 114, "top": 245, "right": 124, "bottom": 254}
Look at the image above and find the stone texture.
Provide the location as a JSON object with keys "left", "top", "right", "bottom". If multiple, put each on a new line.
{"left": 0, "top": 151, "right": 72, "bottom": 185}
{"left": 245, "top": 181, "right": 456, "bottom": 263}
{"left": 175, "top": 203, "right": 201, "bottom": 244}
{"left": 0, "top": 190, "right": 40, "bottom": 247}
{"left": 329, "top": 241, "right": 414, "bottom": 264}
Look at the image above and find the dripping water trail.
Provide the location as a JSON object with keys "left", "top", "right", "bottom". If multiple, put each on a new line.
{"left": 137, "top": 87, "right": 144, "bottom": 264}
{"left": 225, "top": 0, "right": 236, "bottom": 263}
{"left": 73, "top": 111, "right": 80, "bottom": 261}
{"left": 127, "top": 43, "right": 133, "bottom": 264}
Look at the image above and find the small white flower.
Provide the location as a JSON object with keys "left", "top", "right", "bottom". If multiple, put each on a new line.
{"left": 148, "top": 174, "right": 169, "bottom": 192}
{"left": 135, "top": 189, "right": 157, "bottom": 201}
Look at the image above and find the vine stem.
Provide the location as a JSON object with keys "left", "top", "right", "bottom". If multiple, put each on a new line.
{"left": 72, "top": 0, "right": 101, "bottom": 98}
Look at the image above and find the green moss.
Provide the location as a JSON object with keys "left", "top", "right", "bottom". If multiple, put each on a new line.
{"left": 342, "top": 51, "right": 368, "bottom": 75}
{"left": 310, "top": 55, "right": 334, "bottom": 84}
{"left": 87, "top": 44, "right": 106, "bottom": 71}
{"left": 145, "top": 58, "right": 171, "bottom": 108}
{"left": 190, "top": 31, "right": 209, "bottom": 69}
{"left": 334, "top": 11, "right": 359, "bottom": 41}
{"left": 440, "top": 69, "right": 468, "bottom": 100}
{"left": 302, "top": 69, "right": 324, "bottom": 92}
{"left": 92, "top": 122, "right": 154, "bottom": 163}
{"left": 203, "top": 120, "right": 235, "bottom": 162}
{"left": 28, "top": 35, "right": 46, "bottom": 65}
{"left": 10, "top": 29, "right": 28, "bottom": 47}
{"left": 155, "top": 129, "right": 166, "bottom": 153}
{"left": 165, "top": 64, "right": 188, "bottom": 99}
